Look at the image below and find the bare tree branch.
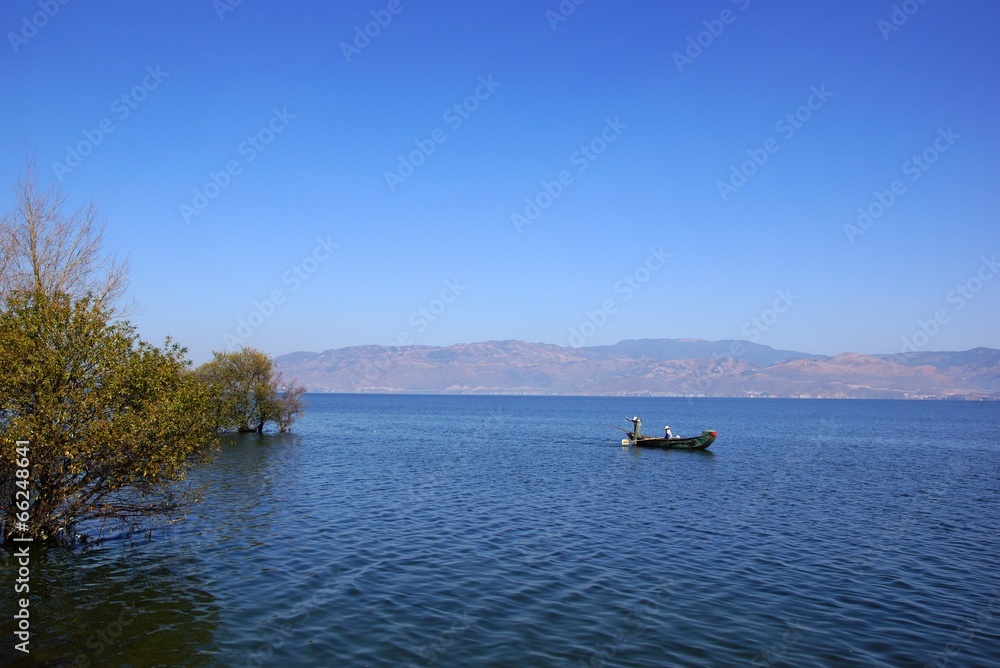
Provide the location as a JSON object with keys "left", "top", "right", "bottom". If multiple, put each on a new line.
{"left": 0, "top": 160, "right": 133, "bottom": 314}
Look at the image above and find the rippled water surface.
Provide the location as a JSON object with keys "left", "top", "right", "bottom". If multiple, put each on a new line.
{"left": 3, "top": 395, "right": 1000, "bottom": 666}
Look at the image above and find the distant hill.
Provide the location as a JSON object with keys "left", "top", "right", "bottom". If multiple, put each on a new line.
{"left": 586, "top": 338, "right": 824, "bottom": 366}
{"left": 274, "top": 339, "right": 1000, "bottom": 399}
{"left": 875, "top": 347, "right": 1000, "bottom": 391}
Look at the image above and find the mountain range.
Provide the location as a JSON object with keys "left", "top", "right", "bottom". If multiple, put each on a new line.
{"left": 274, "top": 339, "right": 1000, "bottom": 399}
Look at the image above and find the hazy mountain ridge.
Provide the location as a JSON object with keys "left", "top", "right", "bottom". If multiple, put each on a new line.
{"left": 274, "top": 339, "right": 1000, "bottom": 399}
{"left": 586, "top": 338, "right": 826, "bottom": 366}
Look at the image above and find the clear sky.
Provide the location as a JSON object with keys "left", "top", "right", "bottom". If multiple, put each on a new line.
{"left": 2, "top": 0, "right": 998, "bottom": 364}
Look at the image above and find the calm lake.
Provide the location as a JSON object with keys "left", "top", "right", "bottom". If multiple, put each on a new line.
{"left": 3, "top": 395, "right": 1000, "bottom": 667}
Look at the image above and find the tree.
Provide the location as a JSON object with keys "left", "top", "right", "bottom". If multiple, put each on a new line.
{"left": 195, "top": 347, "right": 305, "bottom": 433}
{"left": 0, "top": 164, "right": 216, "bottom": 544}
{"left": 0, "top": 291, "right": 218, "bottom": 543}
{"left": 0, "top": 161, "right": 131, "bottom": 314}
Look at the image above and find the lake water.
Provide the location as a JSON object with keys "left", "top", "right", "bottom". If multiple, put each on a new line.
{"left": 3, "top": 395, "right": 1000, "bottom": 667}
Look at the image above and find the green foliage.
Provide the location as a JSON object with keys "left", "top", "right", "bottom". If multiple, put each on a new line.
{"left": 0, "top": 291, "right": 218, "bottom": 543}
{"left": 195, "top": 347, "right": 305, "bottom": 434}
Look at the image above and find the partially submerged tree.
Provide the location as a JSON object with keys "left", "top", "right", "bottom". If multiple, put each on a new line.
{"left": 196, "top": 347, "right": 305, "bottom": 433}
{"left": 0, "top": 291, "right": 217, "bottom": 543}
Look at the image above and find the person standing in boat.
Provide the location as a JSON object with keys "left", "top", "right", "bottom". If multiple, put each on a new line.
{"left": 626, "top": 416, "right": 642, "bottom": 439}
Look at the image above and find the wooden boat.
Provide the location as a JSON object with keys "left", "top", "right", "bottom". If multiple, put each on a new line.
{"left": 620, "top": 417, "right": 718, "bottom": 450}
{"left": 623, "top": 430, "right": 718, "bottom": 449}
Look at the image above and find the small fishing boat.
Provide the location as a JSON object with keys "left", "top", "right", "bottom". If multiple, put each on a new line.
{"left": 619, "top": 417, "right": 717, "bottom": 450}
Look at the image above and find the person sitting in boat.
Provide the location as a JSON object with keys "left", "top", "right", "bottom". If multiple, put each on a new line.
{"left": 664, "top": 425, "right": 674, "bottom": 439}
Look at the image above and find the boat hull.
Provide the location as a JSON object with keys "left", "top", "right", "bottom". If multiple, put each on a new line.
{"left": 626, "top": 430, "right": 717, "bottom": 450}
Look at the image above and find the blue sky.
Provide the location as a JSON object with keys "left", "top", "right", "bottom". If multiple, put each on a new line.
{"left": 2, "top": 0, "right": 998, "bottom": 363}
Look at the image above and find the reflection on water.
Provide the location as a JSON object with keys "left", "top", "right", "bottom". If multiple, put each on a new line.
{"left": 2, "top": 396, "right": 999, "bottom": 666}
{"left": 0, "top": 542, "right": 219, "bottom": 667}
